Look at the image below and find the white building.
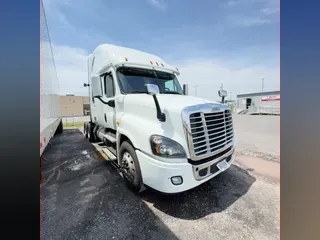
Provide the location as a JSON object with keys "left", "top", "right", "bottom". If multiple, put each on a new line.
{"left": 236, "top": 91, "right": 280, "bottom": 115}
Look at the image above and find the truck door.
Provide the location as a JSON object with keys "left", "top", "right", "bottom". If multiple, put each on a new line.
{"left": 89, "top": 76, "right": 103, "bottom": 124}
{"left": 103, "top": 72, "right": 116, "bottom": 130}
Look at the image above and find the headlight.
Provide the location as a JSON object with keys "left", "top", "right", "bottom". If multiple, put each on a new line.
{"left": 150, "top": 135, "right": 187, "bottom": 158}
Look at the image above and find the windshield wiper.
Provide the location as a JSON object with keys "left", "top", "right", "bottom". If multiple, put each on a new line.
{"left": 163, "top": 91, "right": 182, "bottom": 95}
{"left": 127, "top": 90, "right": 146, "bottom": 94}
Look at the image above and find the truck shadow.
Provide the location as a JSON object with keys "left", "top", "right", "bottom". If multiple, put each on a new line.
{"left": 41, "top": 129, "right": 179, "bottom": 240}
{"left": 140, "top": 164, "right": 256, "bottom": 220}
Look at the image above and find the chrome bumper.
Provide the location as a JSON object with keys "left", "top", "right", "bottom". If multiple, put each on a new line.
{"left": 192, "top": 146, "right": 235, "bottom": 181}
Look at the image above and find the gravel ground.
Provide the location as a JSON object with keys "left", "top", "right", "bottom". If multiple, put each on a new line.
{"left": 233, "top": 115, "right": 280, "bottom": 162}
{"left": 41, "top": 115, "right": 280, "bottom": 240}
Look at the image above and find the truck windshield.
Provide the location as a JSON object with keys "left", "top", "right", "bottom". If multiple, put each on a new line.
{"left": 117, "top": 67, "right": 184, "bottom": 94}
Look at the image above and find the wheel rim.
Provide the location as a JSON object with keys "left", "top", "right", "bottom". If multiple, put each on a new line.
{"left": 121, "top": 151, "right": 136, "bottom": 183}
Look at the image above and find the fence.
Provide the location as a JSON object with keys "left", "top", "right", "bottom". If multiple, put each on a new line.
{"left": 247, "top": 106, "right": 280, "bottom": 115}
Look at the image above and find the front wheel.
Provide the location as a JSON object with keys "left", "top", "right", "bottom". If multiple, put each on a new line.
{"left": 119, "top": 141, "right": 144, "bottom": 193}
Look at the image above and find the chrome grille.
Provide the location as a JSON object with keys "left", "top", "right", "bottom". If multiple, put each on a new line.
{"left": 189, "top": 110, "right": 233, "bottom": 157}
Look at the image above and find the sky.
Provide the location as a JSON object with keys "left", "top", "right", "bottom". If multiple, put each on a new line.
{"left": 42, "top": 0, "right": 279, "bottom": 101}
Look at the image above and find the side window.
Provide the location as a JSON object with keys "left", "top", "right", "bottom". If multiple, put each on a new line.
{"left": 165, "top": 80, "right": 176, "bottom": 91}
{"left": 104, "top": 73, "right": 115, "bottom": 98}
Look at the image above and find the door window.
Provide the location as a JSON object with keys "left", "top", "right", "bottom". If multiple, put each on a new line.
{"left": 104, "top": 73, "right": 115, "bottom": 98}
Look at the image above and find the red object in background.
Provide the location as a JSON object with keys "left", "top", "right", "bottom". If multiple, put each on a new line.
{"left": 40, "top": 157, "right": 45, "bottom": 183}
{"left": 261, "top": 95, "right": 280, "bottom": 101}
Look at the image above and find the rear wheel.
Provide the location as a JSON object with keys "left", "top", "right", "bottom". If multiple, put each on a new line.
{"left": 119, "top": 141, "right": 144, "bottom": 193}
{"left": 86, "top": 123, "right": 95, "bottom": 142}
{"left": 84, "top": 123, "right": 88, "bottom": 138}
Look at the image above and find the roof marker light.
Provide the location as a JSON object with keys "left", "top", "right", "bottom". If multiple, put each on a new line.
{"left": 156, "top": 62, "right": 159, "bottom": 66}
{"left": 176, "top": 67, "right": 179, "bottom": 71}
{"left": 161, "top": 63, "right": 164, "bottom": 67}
{"left": 125, "top": 57, "right": 128, "bottom": 61}
{"left": 150, "top": 61, "right": 153, "bottom": 65}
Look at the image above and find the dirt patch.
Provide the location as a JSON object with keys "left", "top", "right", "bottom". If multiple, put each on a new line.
{"left": 235, "top": 155, "right": 280, "bottom": 182}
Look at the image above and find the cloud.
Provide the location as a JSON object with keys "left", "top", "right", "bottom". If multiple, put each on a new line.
{"left": 50, "top": 44, "right": 89, "bottom": 96}
{"left": 147, "top": 0, "right": 167, "bottom": 10}
{"left": 48, "top": 44, "right": 279, "bottom": 100}
{"left": 42, "top": 0, "right": 73, "bottom": 29}
{"left": 229, "top": 16, "right": 275, "bottom": 27}
{"left": 173, "top": 58, "right": 279, "bottom": 101}
{"left": 224, "top": 0, "right": 279, "bottom": 27}
{"left": 261, "top": 7, "right": 279, "bottom": 16}
{"left": 225, "top": 0, "right": 238, "bottom": 7}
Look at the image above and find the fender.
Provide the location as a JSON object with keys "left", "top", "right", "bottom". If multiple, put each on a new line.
{"left": 115, "top": 113, "right": 165, "bottom": 165}
{"left": 116, "top": 127, "right": 140, "bottom": 164}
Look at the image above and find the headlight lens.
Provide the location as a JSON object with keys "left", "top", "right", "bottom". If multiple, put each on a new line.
{"left": 150, "top": 135, "right": 187, "bottom": 158}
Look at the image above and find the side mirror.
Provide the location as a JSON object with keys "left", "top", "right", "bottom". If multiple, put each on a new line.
{"left": 145, "top": 84, "right": 160, "bottom": 95}
{"left": 183, "top": 84, "right": 188, "bottom": 95}
{"left": 218, "top": 89, "right": 228, "bottom": 97}
{"left": 145, "top": 84, "right": 165, "bottom": 122}
{"left": 91, "top": 76, "right": 103, "bottom": 98}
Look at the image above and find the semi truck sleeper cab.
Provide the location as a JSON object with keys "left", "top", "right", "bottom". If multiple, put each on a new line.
{"left": 83, "top": 44, "right": 235, "bottom": 194}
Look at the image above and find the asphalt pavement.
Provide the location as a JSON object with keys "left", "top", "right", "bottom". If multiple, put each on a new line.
{"left": 41, "top": 115, "right": 280, "bottom": 240}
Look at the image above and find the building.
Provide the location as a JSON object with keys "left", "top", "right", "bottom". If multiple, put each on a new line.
{"left": 59, "top": 95, "right": 90, "bottom": 117}
{"left": 236, "top": 91, "right": 280, "bottom": 115}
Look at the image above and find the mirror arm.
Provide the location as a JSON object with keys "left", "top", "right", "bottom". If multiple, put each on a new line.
{"left": 94, "top": 96, "right": 115, "bottom": 108}
{"left": 152, "top": 95, "right": 166, "bottom": 122}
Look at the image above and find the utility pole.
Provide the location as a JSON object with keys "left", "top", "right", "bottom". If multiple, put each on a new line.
{"left": 261, "top": 77, "right": 264, "bottom": 92}
{"left": 194, "top": 85, "right": 198, "bottom": 96}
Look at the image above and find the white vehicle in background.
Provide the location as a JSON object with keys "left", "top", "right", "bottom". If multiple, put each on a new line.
{"left": 40, "top": 76, "right": 63, "bottom": 183}
{"left": 40, "top": 96, "right": 63, "bottom": 157}
{"left": 40, "top": 0, "right": 63, "bottom": 182}
{"left": 83, "top": 44, "right": 235, "bottom": 194}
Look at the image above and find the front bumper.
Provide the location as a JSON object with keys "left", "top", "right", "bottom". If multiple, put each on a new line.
{"left": 137, "top": 148, "right": 235, "bottom": 194}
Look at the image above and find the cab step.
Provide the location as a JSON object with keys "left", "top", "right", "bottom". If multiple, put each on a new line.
{"left": 101, "top": 146, "right": 117, "bottom": 161}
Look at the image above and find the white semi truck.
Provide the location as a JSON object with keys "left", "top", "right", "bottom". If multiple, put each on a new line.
{"left": 83, "top": 44, "right": 235, "bottom": 194}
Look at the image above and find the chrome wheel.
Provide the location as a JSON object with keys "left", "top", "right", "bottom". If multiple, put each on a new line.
{"left": 121, "top": 151, "right": 136, "bottom": 183}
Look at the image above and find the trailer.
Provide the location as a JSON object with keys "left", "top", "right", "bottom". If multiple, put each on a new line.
{"left": 40, "top": 0, "right": 63, "bottom": 182}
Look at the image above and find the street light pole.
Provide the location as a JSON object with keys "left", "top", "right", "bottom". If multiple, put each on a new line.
{"left": 261, "top": 78, "right": 264, "bottom": 92}
{"left": 194, "top": 85, "right": 198, "bottom": 96}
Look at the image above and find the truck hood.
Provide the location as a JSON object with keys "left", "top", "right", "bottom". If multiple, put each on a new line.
{"left": 123, "top": 94, "right": 219, "bottom": 112}
{"left": 119, "top": 94, "right": 227, "bottom": 159}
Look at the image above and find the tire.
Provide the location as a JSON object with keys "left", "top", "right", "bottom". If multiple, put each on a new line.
{"left": 55, "top": 120, "right": 63, "bottom": 134}
{"left": 84, "top": 123, "right": 88, "bottom": 139}
{"left": 119, "top": 141, "right": 144, "bottom": 193}
{"left": 87, "top": 123, "right": 95, "bottom": 142}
